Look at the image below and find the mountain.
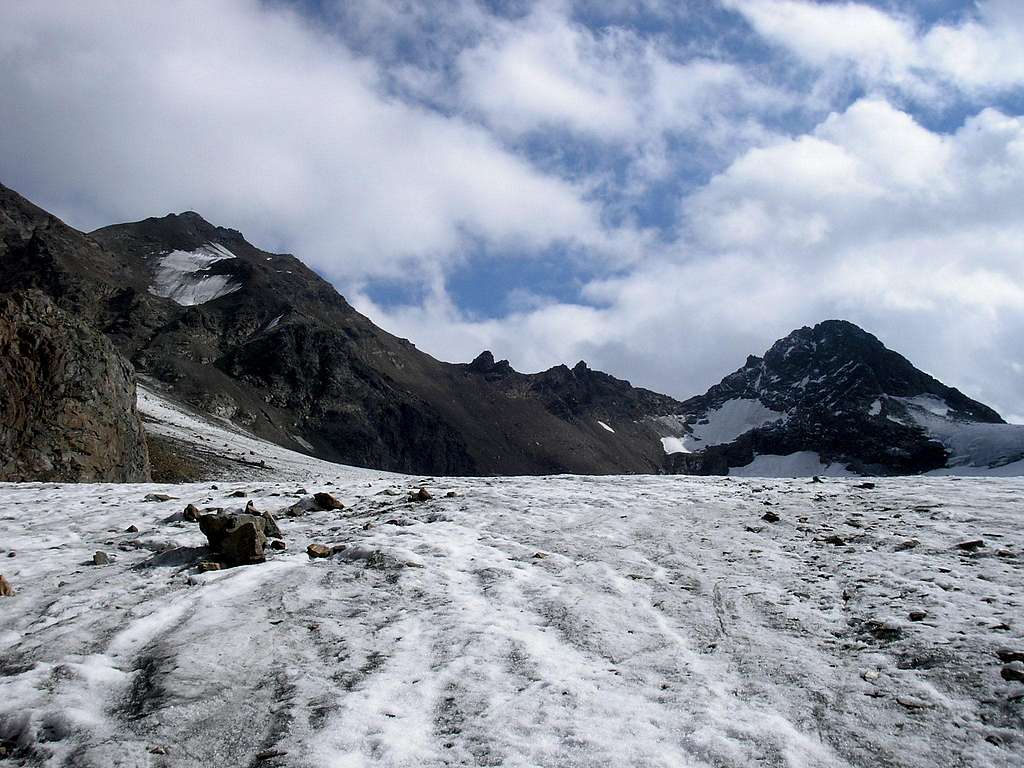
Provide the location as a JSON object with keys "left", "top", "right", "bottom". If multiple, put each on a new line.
{"left": 660, "top": 320, "right": 1024, "bottom": 475}
{"left": 2, "top": 181, "right": 1020, "bottom": 478}
{"left": 0, "top": 182, "right": 682, "bottom": 476}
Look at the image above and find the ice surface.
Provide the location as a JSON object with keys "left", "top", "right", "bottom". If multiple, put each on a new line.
{"left": 1, "top": 390, "right": 1022, "bottom": 766}
{"left": 729, "top": 451, "right": 853, "bottom": 477}
{"left": 150, "top": 243, "right": 242, "bottom": 306}
{"left": 1, "top": 471, "right": 1021, "bottom": 766}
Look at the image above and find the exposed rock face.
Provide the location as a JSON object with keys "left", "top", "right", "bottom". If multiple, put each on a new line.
{"left": 0, "top": 291, "right": 150, "bottom": 482}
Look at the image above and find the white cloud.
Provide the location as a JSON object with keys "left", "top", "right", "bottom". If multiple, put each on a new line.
{"left": 0, "top": 0, "right": 625, "bottom": 283}
{"left": 456, "top": 3, "right": 792, "bottom": 156}
{"left": 725, "top": 0, "right": 1024, "bottom": 96}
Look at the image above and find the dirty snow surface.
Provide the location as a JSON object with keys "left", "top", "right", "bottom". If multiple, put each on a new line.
{"left": 2, "top": 473, "right": 1022, "bottom": 767}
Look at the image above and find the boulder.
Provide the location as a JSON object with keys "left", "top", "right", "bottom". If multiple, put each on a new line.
{"left": 0, "top": 575, "right": 13, "bottom": 596}
{"left": 306, "top": 543, "right": 332, "bottom": 558}
{"left": 313, "top": 492, "right": 344, "bottom": 510}
{"left": 0, "top": 291, "right": 150, "bottom": 482}
{"left": 198, "top": 512, "right": 274, "bottom": 566}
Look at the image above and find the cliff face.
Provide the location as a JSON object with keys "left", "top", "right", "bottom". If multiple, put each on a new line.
{"left": 0, "top": 291, "right": 150, "bottom": 482}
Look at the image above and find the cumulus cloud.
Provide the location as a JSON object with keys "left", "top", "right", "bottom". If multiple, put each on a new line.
{"left": 0, "top": 0, "right": 631, "bottom": 283}
{"left": 724, "top": 0, "right": 1024, "bottom": 96}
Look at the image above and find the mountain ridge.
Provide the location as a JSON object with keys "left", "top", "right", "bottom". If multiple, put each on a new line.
{"left": 2, "top": 181, "right": 1021, "bottom": 478}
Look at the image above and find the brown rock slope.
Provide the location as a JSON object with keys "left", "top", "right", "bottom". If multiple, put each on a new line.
{"left": 0, "top": 291, "right": 150, "bottom": 482}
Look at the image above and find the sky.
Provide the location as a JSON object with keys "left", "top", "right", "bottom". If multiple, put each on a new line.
{"left": 1, "top": 0, "right": 1022, "bottom": 420}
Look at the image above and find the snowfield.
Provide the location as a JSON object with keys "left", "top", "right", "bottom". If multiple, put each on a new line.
{"left": 1, "top": 394, "right": 1022, "bottom": 767}
{"left": 149, "top": 244, "right": 241, "bottom": 306}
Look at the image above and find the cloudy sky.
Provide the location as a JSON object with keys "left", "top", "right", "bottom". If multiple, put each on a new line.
{"left": 2, "top": 0, "right": 1023, "bottom": 420}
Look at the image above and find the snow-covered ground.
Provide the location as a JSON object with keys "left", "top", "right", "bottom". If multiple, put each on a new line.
{"left": 1, "top": 393, "right": 1022, "bottom": 766}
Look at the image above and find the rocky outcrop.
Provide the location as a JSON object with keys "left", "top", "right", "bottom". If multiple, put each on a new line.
{"left": 0, "top": 291, "right": 150, "bottom": 482}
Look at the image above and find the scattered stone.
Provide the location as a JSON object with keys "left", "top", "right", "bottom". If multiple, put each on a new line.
{"left": 269, "top": 540, "right": 286, "bottom": 551}
{"left": 144, "top": 493, "right": 175, "bottom": 502}
{"left": 197, "top": 561, "right": 222, "bottom": 573}
{"left": 149, "top": 745, "right": 168, "bottom": 755}
{"left": 909, "top": 610, "right": 928, "bottom": 621}
{"left": 183, "top": 503, "right": 201, "bottom": 522}
{"left": 856, "top": 482, "right": 876, "bottom": 489}
{"left": 956, "top": 539, "right": 985, "bottom": 552}
{"left": 895, "top": 539, "right": 920, "bottom": 551}
{"left": 810, "top": 476, "right": 824, "bottom": 484}
{"left": 199, "top": 512, "right": 272, "bottom": 566}
{"left": 93, "top": 551, "right": 110, "bottom": 566}
{"left": 745, "top": 525, "right": 763, "bottom": 533}
{"left": 125, "top": 525, "right": 139, "bottom": 533}
{"left": 245, "top": 501, "right": 284, "bottom": 538}
{"left": 996, "top": 648, "right": 1024, "bottom": 664}
{"left": 255, "top": 749, "right": 287, "bottom": 762}
{"left": 1000, "top": 662, "right": 1024, "bottom": 682}
{"left": 385, "top": 518, "right": 414, "bottom": 527}
{"left": 411, "top": 487, "right": 432, "bottom": 502}
{"left": 445, "top": 491, "right": 457, "bottom": 498}
{"left": 761, "top": 511, "right": 781, "bottom": 524}
{"left": 533, "top": 552, "right": 547, "bottom": 559}
{"left": 896, "top": 695, "right": 930, "bottom": 709}
{"left": 865, "top": 617, "right": 903, "bottom": 641}
{"left": 228, "top": 490, "right": 247, "bottom": 498}
{"left": 823, "top": 534, "right": 847, "bottom": 546}
{"left": 861, "top": 668, "right": 880, "bottom": 681}
{"left": 313, "top": 492, "right": 345, "bottom": 510}
{"left": 0, "top": 575, "right": 14, "bottom": 597}
{"left": 307, "top": 543, "right": 332, "bottom": 559}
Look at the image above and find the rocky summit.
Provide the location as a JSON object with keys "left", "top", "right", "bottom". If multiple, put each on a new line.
{"left": 660, "top": 320, "right": 1023, "bottom": 476}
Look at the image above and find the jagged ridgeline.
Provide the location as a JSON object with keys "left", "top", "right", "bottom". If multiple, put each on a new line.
{"left": 1, "top": 181, "right": 1021, "bottom": 478}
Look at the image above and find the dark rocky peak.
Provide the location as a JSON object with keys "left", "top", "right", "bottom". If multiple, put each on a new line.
{"left": 91, "top": 210, "right": 248, "bottom": 256}
{"left": 466, "top": 350, "right": 515, "bottom": 378}
{"left": 686, "top": 319, "right": 1003, "bottom": 424}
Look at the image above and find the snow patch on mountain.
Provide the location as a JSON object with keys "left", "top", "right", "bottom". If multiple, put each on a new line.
{"left": 597, "top": 421, "right": 615, "bottom": 434}
{"left": 150, "top": 243, "right": 241, "bottom": 306}
{"left": 683, "top": 398, "right": 787, "bottom": 450}
{"left": 729, "top": 451, "right": 853, "bottom": 477}
{"left": 896, "top": 396, "right": 1024, "bottom": 470}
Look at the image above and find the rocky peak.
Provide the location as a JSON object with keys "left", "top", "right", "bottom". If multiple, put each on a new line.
{"left": 466, "top": 350, "right": 514, "bottom": 377}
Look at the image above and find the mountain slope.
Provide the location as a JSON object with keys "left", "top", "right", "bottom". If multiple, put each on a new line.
{"left": 0, "top": 183, "right": 681, "bottom": 476}
{"left": 661, "top": 320, "right": 1023, "bottom": 475}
